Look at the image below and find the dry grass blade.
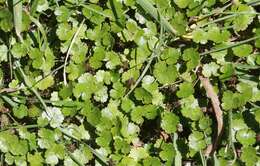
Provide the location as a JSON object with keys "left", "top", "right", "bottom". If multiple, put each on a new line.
{"left": 136, "top": 0, "right": 178, "bottom": 35}
{"left": 13, "top": 0, "right": 23, "bottom": 41}
{"left": 198, "top": 68, "right": 223, "bottom": 156}
{"left": 0, "top": 88, "right": 18, "bottom": 93}
{"left": 63, "top": 19, "right": 85, "bottom": 86}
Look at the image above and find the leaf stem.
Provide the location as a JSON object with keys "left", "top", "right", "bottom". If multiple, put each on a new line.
{"left": 199, "top": 14, "right": 235, "bottom": 28}
{"left": 193, "top": 0, "right": 259, "bottom": 25}
{"left": 200, "top": 150, "right": 207, "bottom": 166}
{"left": 0, "top": 124, "right": 39, "bottom": 132}
{"left": 7, "top": 94, "right": 83, "bottom": 108}
{"left": 198, "top": 10, "right": 260, "bottom": 28}
{"left": 13, "top": 64, "right": 108, "bottom": 165}
{"left": 124, "top": 13, "right": 165, "bottom": 97}
{"left": 14, "top": 61, "right": 50, "bottom": 117}
{"left": 191, "top": 1, "right": 232, "bottom": 24}
{"left": 200, "top": 35, "right": 260, "bottom": 56}
{"left": 59, "top": 127, "right": 109, "bottom": 165}
{"left": 33, "top": 64, "right": 65, "bottom": 88}
{"left": 124, "top": 46, "right": 159, "bottom": 97}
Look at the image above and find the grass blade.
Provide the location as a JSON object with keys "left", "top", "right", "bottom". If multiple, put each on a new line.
{"left": 30, "top": 0, "right": 39, "bottom": 16}
{"left": 13, "top": 0, "right": 23, "bottom": 41}
{"left": 0, "top": 95, "right": 18, "bottom": 107}
{"left": 80, "top": 4, "right": 112, "bottom": 19}
{"left": 173, "top": 133, "right": 182, "bottom": 166}
{"left": 200, "top": 150, "right": 207, "bottom": 166}
{"left": 109, "top": 0, "right": 124, "bottom": 28}
{"left": 67, "top": 151, "right": 84, "bottom": 166}
{"left": 234, "top": 63, "right": 260, "bottom": 69}
{"left": 25, "top": 10, "right": 48, "bottom": 51}
{"left": 136, "top": 0, "right": 178, "bottom": 35}
{"left": 248, "top": 0, "right": 260, "bottom": 6}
